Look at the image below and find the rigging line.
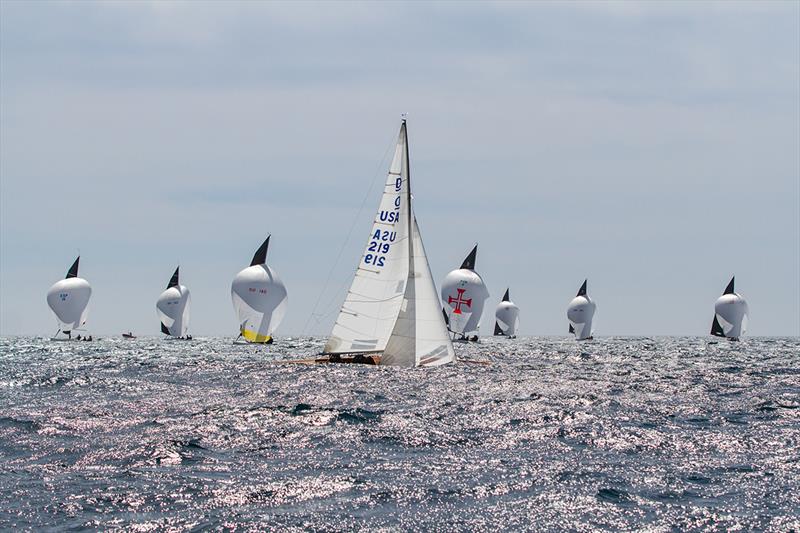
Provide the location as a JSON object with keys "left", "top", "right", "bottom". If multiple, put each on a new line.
{"left": 301, "top": 131, "right": 397, "bottom": 337}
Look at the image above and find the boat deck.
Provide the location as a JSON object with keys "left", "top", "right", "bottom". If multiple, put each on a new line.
{"left": 282, "top": 354, "right": 381, "bottom": 365}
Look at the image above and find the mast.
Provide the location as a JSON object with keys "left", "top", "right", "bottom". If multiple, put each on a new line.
{"left": 403, "top": 119, "right": 413, "bottom": 276}
{"left": 402, "top": 118, "right": 416, "bottom": 353}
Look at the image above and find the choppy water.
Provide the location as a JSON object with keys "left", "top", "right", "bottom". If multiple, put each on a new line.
{"left": 0, "top": 336, "right": 798, "bottom": 531}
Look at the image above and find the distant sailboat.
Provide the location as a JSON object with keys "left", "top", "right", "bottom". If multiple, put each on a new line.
{"left": 231, "top": 236, "right": 288, "bottom": 344}
{"left": 493, "top": 288, "right": 519, "bottom": 338}
{"left": 46, "top": 256, "right": 92, "bottom": 340}
{"left": 710, "top": 276, "right": 749, "bottom": 341}
{"left": 319, "top": 120, "right": 455, "bottom": 367}
{"left": 156, "top": 266, "right": 192, "bottom": 339}
{"left": 441, "top": 245, "right": 489, "bottom": 341}
{"left": 567, "top": 279, "right": 595, "bottom": 340}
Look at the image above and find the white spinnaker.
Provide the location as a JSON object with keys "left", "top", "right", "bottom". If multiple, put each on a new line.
{"left": 324, "top": 126, "right": 410, "bottom": 354}
{"left": 495, "top": 301, "right": 520, "bottom": 336}
{"left": 157, "top": 285, "right": 191, "bottom": 337}
{"left": 46, "top": 278, "right": 91, "bottom": 331}
{"left": 714, "top": 294, "right": 749, "bottom": 339}
{"left": 567, "top": 296, "right": 595, "bottom": 340}
{"left": 441, "top": 269, "right": 489, "bottom": 335}
{"left": 382, "top": 217, "right": 455, "bottom": 367}
{"left": 231, "top": 265, "right": 288, "bottom": 341}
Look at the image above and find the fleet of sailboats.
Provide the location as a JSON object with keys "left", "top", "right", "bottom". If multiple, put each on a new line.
{"left": 42, "top": 121, "right": 756, "bottom": 348}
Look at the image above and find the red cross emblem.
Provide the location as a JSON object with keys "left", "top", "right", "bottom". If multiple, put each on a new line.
{"left": 448, "top": 288, "right": 472, "bottom": 314}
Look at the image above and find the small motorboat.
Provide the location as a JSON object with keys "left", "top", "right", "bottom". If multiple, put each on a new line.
{"left": 122, "top": 332, "right": 136, "bottom": 339}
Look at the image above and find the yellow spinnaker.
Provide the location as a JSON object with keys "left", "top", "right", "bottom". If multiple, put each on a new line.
{"left": 241, "top": 328, "right": 272, "bottom": 343}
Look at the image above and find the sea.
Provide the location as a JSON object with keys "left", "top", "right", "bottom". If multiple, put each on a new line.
{"left": 0, "top": 336, "right": 798, "bottom": 531}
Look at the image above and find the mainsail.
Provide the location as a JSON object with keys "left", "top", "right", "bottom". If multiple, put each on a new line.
{"left": 323, "top": 125, "right": 411, "bottom": 354}
{"left": 46, "top": 256, "right": 92, "bottom": 334}
{"left": 231, "top": 236, "right": 288, "bottom": 343}
{"left": 494, "top": 288, "right": 520, "bottom": 337}
{"left": 324, "top": 120, "right": 454, "bottom": 367}
{"left": 156, "top": 266, "right": 191, "bottom": 338}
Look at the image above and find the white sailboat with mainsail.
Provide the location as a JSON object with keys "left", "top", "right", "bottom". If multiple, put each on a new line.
{"left": 493, "top": 288, "right": 519, "bottom": 338}
{"left": 231, "top": 236, "right": 288, "bottom": 344}
{"left": 317, "top": 120, "right": 455, "bottom": 367}
{"left": 441, "top": 245, "right": 490, "bottom": 342}
{"left": 46, "top": 256, "right": 92, "bottom": 340}
{"left": 710, "top": 276, "right": 749, "bottom": 341}
{"left": 157, "top": 266, "right": 192, "bottom": 339}
{"left": 567, "top": 279, "right": 596, "bottom": 340}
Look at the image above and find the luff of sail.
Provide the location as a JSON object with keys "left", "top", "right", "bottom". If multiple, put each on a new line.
{"left": 324, "top": 124, "right": 411, "bottom": 354}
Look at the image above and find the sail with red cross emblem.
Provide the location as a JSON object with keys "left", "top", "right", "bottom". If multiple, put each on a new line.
{"left": 441, "top": 245, "right": 489, "bottom": 340}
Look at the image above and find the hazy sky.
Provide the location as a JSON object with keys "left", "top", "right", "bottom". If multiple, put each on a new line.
{"left": 1, "top": 1, "right": 798, "bottom": 337}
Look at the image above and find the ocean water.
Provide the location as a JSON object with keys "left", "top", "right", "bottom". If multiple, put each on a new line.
{"left": 0, "top": 336, "right": 798, "bottom": 531}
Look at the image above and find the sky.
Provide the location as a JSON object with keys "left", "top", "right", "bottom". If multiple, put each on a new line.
{"left": 1, "top": 1, "right": 798, "bottom": 337}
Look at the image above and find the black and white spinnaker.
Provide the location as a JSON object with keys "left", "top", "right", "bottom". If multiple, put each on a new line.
{"left": 567, "top": 279, "right": 596, "bottom": 340}
{"left": 156, "top": 266, "right": 191, "bottom": 339}
{"left": 231, "top": 236, "right": 288, "bottom": 344}
{"left": 493, "top": 288, "right": 519, "bottom": 338}
{"left": 441, "top": 245, "right": 490, "bottom": 342}
{"left": 46, "top": 256, "right": 92, "bottom": 340}
{"left": 710, "top": 276, "right": 749, "bottom": 341}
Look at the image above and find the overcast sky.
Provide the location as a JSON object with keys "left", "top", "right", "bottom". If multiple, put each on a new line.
{"left": 1, "top": 1, "right": 798, "bottom": 337}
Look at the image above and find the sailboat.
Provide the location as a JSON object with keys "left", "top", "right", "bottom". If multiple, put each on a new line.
{"left": 231, "top": 236, "right": 288, "bottom": 344}
{"left": 710, "top": 276, "right": 749, "bottom": 341}
{"left": 314, "top": 120, "right": 454, "bottom": 367}
{"left": 156, "top": 266, "right": 192, "bottom": 339}
{"left": 493, "top": 288, "right": 519, "bottom": 338}
{"left": 567, "top": 279, "right": 595, "bottom": 340}
{"left": 441, "top": 245, "right": 490, "bottom": 342}
{"left": 46, "top": 256, "right": 92, "bottom": 340}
